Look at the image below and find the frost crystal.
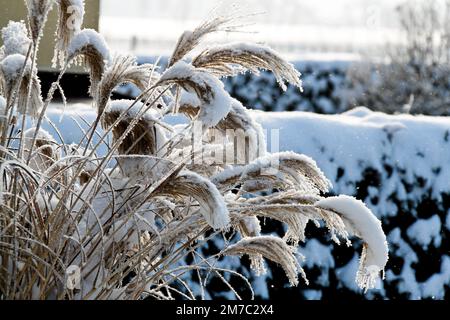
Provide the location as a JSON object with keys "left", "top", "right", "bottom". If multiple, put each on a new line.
{"left": 1, "top": 21, "right": 32, "bottom": 57}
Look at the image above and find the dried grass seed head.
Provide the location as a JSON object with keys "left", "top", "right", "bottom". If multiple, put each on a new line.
{"left": 23, "top": 127, "right": 59, "bottom": 172}
{"left": 168, "top": 15, "right": 240, "bottom": 68}
{"left": 211, "top": 151, "right": 331, "bottom": 194}
{"left": 0, "top": 53, "right": 43, "bottom": 118}
{"left": 67, "top": 28, "right": 111, "bottom": 96}
{"left": 316, "top": 195, "right": 389, "bottom": 291}
{"left": 103, "top": 99, "right": 167, "bottom": 156}
{"left": 97, "top": 54, "right": 160, "bottom": 115}
{"left": 222, "top": 235, "right": 306, "bottom": 286}
{"left": 154, "top": 170, "right": 230, "bottom": 230}
{"left": 193, "top": 42, "right": 303, "bottom": 91}
{"left": 53, "top": 0, "right": 86, "bottom": 67}
{"left": 158, "top": 61, "right": 232, "bottom": 128}
{"left": 25, "top": 0, "right": 55, "bottom": 42}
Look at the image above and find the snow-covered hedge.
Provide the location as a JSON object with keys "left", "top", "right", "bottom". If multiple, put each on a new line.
{"left": 46, "top": 106, "right": 450, "bottom": 299}
{"left": 224, "top": 61, "right": 349, "bottom": 114}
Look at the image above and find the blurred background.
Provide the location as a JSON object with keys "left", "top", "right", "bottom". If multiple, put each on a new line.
{"left": 100, "top": 0, "right": 403, "bottom": 60}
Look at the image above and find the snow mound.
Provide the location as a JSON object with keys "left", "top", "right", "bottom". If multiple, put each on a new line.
{"left": 1, "top": 21, "right": 31, "bottom": 57}
{"left": 68, "top": 28, "right": 111, "bottom": 62}
{"left": 316, "top": 195, "right": 388, "bottom": 291}
{"left": 1, "top": 54, "right": 28, "bottom": 79}
{"left": 159, "top": 61, "right": 232, "bottom": 127}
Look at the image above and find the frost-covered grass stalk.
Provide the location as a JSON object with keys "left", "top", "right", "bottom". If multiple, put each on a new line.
{"left": 0, "top": 1, "right": 388, "bottom": 300}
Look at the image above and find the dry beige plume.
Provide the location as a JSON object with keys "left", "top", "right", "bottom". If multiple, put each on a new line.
{"left": 158, "top": 63, "right": 215, "bottom": 104}
{"left": 234, "top": 215, "right": 263, "bottom": 272}
{"left": 103, "top": 100, "right": 167, "bottom": 156}
{"left": 192, "top": 42, "right": 303, "bottom": 91}
{"left": 214, "top": 99, "right": 267, "bottom": 162}
{"left": 211, "top": 151, "right": 331, "bottom": 194}
{"left": 67, "top": 29, "right": 111, "bottom": 96}
{"left": 177, "top": 95, "right": 267, "bottom": 163}
{"left": 234, "top": 191, "right": 351, "bottom": 246}
{"left": 97, "top": 54, "right": 161, "bottom": 116}
{"left": 22, "top": 127, "right": 59, "bottom": 173}
{"left": 53, "top": 0, "right": 85, "bottom": 67}
{"left": 168, "top": 16, "right": 238, "bottom": 68}
{"left": 232, "top": 191, "right": 351, "bottom": 247}
{"left": 236, "top": 215, "right": 261, "bottom": 238}
{"left": 153, "top": 170, "right": 230, "bottom": 230}
{"left": 0, "top": 54, "right": 43, "bottom": 118}
{"left": 233, "top": 192, "right": 319, "bottom": 245}
{"left": 25, "top": 0, "right": 55, "bottom": 42}
{"left": 156, "top": 61, "right": 225, "bottom": 109}
{"left": 157, "top": 61, "right": 232, "bottom": 128}
{"left": 222, "top": 235, "right": 306, "bottom": 286}
{"left": 170, "top": 143, "right": 228, "bottom": 177}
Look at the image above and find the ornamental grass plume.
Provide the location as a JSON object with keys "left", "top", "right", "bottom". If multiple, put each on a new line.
{"left": 53, "top": 0, "right": 85, "bottom": 67}
{"left": 0, "top": 3, "right": 388, "bottom": 300}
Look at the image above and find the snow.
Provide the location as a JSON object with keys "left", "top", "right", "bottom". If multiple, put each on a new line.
{"left": 336, "top": 254, "right": 361, "bottom": 291}
{"left": 406, "top": 215, "right": 442, "bottom": 249}
{"left": 1, "top": 21, "right": 31, "bottom": 57}
{"left": 299, "top": 239, "right": 334, "bottom": 287}
{"left": 176, "top": 89, "right": 201, "bottom": 109}
{"left": 23, "top": 127, "right": 54, "bottom": 143}
{"left": 387, "top": 228, "right": 450, "bottom": 299}
{"left": 446, "top": 211, "right": 450, "bottom": 231}
{"left": 179, "top": 170, "right": 230, "bottom": 230}
{"left": 385, "top": 228, "right": 421, "bottom": 299}
{"left": 227, "top": 99, "right": 268, "bottom": 160}
{"left": 106, "top": 99, "right": 163, "bottom": 123}
{"left": 303, "top": 289, "right": 322, "bottom": 300}
{"left": 22, "top": 127, "right": 57, "bottom": 172}
{"left": 421, "top": 256, "right": 450, "bottom": 300}
{"left": 210, "top": 165, "right": 245, "bottom": 186}
{"left": 1, "top": 54, "right": 28, "bottom": 80}
{"left": 159, "top": 61, "right": 232, "bottom": 128}
{"left": 67, "top": 29, "right": 111, "bottom": 62}
{"left": 315, "top": 195, "right": 388, "bottom": 290}
{"left": 300, "top": 239, "right": 335, "bottom": 269}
